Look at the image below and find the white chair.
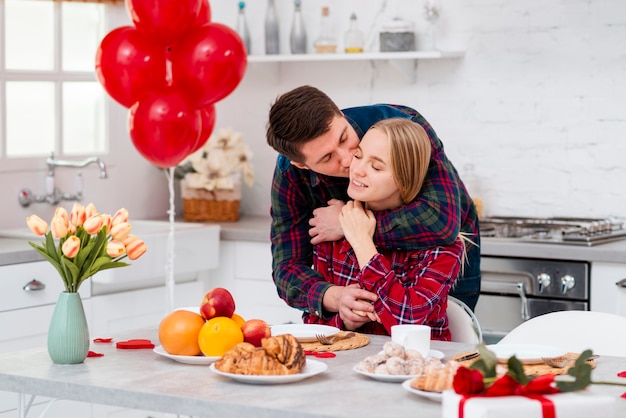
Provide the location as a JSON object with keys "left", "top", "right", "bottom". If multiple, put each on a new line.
{"left": 447, "top": 296, "right": 483, "bottom": 344}
{"left": 497, "top": 310, "right": 626, "bottom": 357}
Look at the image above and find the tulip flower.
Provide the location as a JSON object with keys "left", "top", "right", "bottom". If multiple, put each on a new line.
{"left": 50, "top": 216, "right": 69, "bottom": 238}
{"left": 83, "top": 214, "right": 104, "bottom": 235}
{"left": 100, "top": 213, "right": 113, "bottom": 233}
{"left": 26, "top": 215, "right": 48, "bottom": 236}
{"left": 110, "top": 222, "right": 131, "bottom": 241}
{"left": 54, "top": 207, "right": 69, "bottom": 226}
{"left": 69, "top": 203, "right": 86, "bottom": 226}
{"left": 112, "top": 208, "right": 129, "bottom": 225}
{"left": 85, "top": 202, "right": 98, "bottom": 219}
{"left": 126, "top": 238, "right": 147, "bottom": 260}
{"left": 27, "top": 204, "right": 147, "bottom": 293}
{"left": 107, "top": 240, "right": 126, "bottom": 258}
{"left": 61, "top": 236, "right": 81, "bottom": 258}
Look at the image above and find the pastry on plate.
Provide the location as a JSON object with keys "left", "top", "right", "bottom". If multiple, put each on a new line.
{"left": 215, "top": 334, "right": 306, "bottom": 375}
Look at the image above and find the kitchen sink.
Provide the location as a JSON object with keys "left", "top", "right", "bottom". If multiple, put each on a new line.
{"left": 0, "top": 220, "right": 221, "bottom": 295}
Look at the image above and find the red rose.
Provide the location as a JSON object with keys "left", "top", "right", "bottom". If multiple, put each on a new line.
{"left": 453, "top": 366, "right": 485, "bottom": 395}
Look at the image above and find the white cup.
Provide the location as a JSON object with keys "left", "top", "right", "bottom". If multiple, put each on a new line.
{"left": 391, "top": 324, "right": 431, "bottom": 357}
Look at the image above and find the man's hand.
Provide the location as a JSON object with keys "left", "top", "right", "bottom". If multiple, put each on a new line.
{"left": 309, "top": 199, "right": 345, "bottom": 244}
{"left": 323, "top": 284, "right": 378, "bottom": 330}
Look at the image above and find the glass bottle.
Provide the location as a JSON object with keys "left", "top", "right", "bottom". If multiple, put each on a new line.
{"left": 236, "top": 1, "right": 251, "bottom": 53}
{"left": 290, "top": 0, "right": 307, "bottom": 54}
{"left": 344, "top": 13, "right": 364, "bottom": 53}
{"left": 265, "top": 0, "right": 280, "bottom": 55}
{"left": 313, "top": 6, "right": 336, "bottom": 54}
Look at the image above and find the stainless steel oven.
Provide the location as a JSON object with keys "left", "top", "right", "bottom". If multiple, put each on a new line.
{"left": 474, "top": 216, "right": 625, "bottom": 344}
{"left": 475, "top": 256, "right": 589, "bottom": 344}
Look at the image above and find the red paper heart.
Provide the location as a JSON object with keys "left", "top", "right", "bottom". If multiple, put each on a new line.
{"left": 93, "top": 338, "right": 113, "bottom": 343}
{"left": 87, "top": 351, "right": 104, "bottom": 357}
{"left": 116, "top": 339, "right": 155, "bottom": 349}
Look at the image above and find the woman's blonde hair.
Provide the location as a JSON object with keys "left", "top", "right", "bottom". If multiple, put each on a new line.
{"left": 369, "top": 118, "right": 432, "bottom": 204}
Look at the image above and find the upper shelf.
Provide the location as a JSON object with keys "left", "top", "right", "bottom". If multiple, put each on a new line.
{"left": 247, "top": 50, "right": 464, "bottom": 63}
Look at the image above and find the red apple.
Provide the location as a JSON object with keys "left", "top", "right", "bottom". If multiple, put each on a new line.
{"left": 241, "top": 319, "right": 271, "bottom": 347}
{"left": 199, "top": 287, "right": 236, "bottom": 320}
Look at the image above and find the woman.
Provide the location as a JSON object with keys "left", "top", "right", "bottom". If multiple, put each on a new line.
{"left": 305, "top": 118, "right": 469, "bottom": 340}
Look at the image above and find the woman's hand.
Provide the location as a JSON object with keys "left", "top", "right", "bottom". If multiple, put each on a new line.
{"left": 339, "top": 201, "right": 378, "bottom": 268}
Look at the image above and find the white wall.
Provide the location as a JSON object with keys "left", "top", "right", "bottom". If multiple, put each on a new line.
{"left": 1, "top": 0, "right": 624, "bottom": 231}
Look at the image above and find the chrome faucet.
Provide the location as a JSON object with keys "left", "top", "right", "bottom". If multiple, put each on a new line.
{"left": 18, "top": 152, "right": 108, "bottom": 207}
{"left": 47, "top": 153, "right": 108, "bottom": 179}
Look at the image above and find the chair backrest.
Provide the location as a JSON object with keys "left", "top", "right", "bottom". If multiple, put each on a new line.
{"left": 497, "top": 310, "right": 626, "bottom": 357}
{"left": 447, "top": 296, "right": 483, "bottom": 344}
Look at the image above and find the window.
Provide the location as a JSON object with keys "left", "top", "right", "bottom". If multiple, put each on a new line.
{"left": 0, "top": 0, "right": 107, "bottom": 165}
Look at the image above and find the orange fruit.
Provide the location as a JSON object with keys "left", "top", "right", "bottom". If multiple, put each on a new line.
{"left": 231, "top": 312, "right": 245, "bottom": 327}
{"left": 158, "top": 310, "right": 205, "bottom": 356}
{"left": 198, "top": 316, "right": 244, "bottom": 357}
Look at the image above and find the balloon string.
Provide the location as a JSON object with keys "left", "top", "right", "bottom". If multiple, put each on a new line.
{"left": 165, "top": 47, "right": 173, "bottom": 86}
{"left": 165, "top": 167, "right": 176, "bottom": 314}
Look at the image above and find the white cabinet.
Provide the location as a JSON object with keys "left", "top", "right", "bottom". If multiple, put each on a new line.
{"left": 208, "top": 241, "right": 302, "bottom": 325}
{"left": 0, "top": 261, "right": 92, "bottom": 417}
{"left": 590, "top": 262, "right": 626, "bottom": 316}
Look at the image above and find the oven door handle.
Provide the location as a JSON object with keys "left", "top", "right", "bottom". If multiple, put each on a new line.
{"left": 481, "top": 280, "right": 531, "bottom": 321}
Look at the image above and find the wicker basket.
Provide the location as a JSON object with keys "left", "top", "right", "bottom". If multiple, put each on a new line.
{"left": 181, "top": 180, "right": 241, "bottom": 222}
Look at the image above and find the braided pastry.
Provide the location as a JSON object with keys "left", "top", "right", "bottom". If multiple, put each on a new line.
{"left": 214, "top": 334, "right": 305, "bottom": 375}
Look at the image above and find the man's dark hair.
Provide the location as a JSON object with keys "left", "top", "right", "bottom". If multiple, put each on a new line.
{"left": 266, "top": 85, "right": 342, "bottom": 163}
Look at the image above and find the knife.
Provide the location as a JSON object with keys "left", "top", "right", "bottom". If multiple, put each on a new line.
{"left": 455, "top": 351, "right": 479, "bottom": 362}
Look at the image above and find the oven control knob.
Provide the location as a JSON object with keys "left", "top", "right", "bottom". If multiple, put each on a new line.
{"left": 536, "top": 273, "right": 551, "bottom": 293}
{"left": 561, "top": 275, "right": 575, "bottom": 294}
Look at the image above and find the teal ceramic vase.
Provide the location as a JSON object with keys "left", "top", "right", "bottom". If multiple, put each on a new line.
{"left": 47, "top": 292, "right": 90, "bottom": 364}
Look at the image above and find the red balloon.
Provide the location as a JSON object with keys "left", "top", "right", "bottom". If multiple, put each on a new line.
{"left": 128, "top": 87, "right": 201, "bottom": 168}
{"left": 95, "top": 26, "right": 167, "bottom": 108}
{"left": 195, "top": 0, "right": 212, "bottom": 27}
{"left": 171, "top": 23, "right": 247, "bottom": 108}
{"left": 191, "top": 105, "right": 216, "bottom": 153}
{"left": 126, "top": 0, "right": 202, "bottom": 47}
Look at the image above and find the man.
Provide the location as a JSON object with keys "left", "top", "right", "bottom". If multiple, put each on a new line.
{"left": 266, "top": 85, "right": 480, "bottom": 327}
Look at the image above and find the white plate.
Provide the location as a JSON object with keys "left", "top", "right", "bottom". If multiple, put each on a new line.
{"left": 376, "top": 349, "right": 444, "bottom": 360}
{"left": 486, "top": 344, "right": 567, "bottom": 364}
{"left": 353, "top": 365, "right": 420, "bottom": 383}
{"left": 401, "top": 379, "right": 443, "bottom": 402}
{"left": 209, "top": 359, "right": 328, "bottom": 384}
{"left": 153, "top": 345, "right": 220, "bottom": 365}
{"left": 270, "top": 324, "right": 340, "bottom": 343}
{"left": 354, "top": 349, "right": 445, "bottom": 382}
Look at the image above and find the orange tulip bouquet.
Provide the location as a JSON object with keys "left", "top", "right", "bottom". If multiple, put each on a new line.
{"left": 26, "top": 202, "right": 147, "bottom": 293}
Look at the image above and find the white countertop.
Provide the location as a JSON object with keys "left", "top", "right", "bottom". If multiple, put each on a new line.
{"left": 212, "top": 215, "right": 626, "bottom": 263}
{"left": 2, "top": 215, "right": 626, "bottom": 266}
{"left": 1, "top": 331, "right": 626, "bottom": 417}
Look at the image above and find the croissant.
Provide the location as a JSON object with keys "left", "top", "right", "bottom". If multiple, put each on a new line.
{"left": 410, "top": 361, "right": 460, "bottom": 392}
{"left": 214, "top": 334, "right": 306, "bottom": 376}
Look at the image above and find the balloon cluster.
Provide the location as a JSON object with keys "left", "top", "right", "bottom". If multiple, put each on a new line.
{"left": 95, "top": 0, "right": 247, "bottom": 169}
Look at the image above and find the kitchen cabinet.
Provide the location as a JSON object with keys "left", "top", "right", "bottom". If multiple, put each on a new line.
{"left": 590, "top": 262, "right": 626, "bottom": 317}
{"left": 207, "top": 240, "right": 302, "bottom": 325}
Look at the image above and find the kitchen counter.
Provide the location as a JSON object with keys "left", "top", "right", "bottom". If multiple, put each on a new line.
{"left": 3, "top": 215, "right": 625, "bottom": 266}
{"left": 1, "top": 332, "right": 626, "bottom": 417}
{"left": 213, "top": 215, "right": 626, "bottom": 263}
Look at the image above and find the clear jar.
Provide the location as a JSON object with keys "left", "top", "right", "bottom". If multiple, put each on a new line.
{"left": 379, "top": 19, "right": 415, "bottom": 52}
